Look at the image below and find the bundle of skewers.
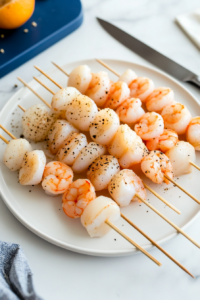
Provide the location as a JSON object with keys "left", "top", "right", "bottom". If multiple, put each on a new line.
{"left": 1, "top": 59, "right": 200, "bottom": 279}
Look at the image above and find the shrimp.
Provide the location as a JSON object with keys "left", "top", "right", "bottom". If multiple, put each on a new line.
{"left": 129, "top": 77, "right": 155, "bottom": 102}
{"left": 146, "top": 129, "right": 178, "bottom": 152}
{"left": 89, "top": 108, "right": 120, "bottom": 145}
{"left": 62, "top": 179, "right": 96, "bottom": 218}
{"left": 19, "top": 150, "right": 46, "bottom": 185}
{"left": 108, "top": 124, "right": 137, "bottom": 158}
{"left": 161, "top": 102, "right": 192, "bottom": 135}
{"left": 72, "top": 142, "right": 106, "bottom": 173}
{"left": 108, "top": 169, "right": 146, "bottom": 207}
{"left": 67, "top": 65, "right": 92, "bottom": 94}
{"left": 116, "top": 98, "right": 145, "bottom": 124}
{"left": 103, "top": 81, "right": 130, "bottom": 110}
{"left": 186, "top": 117, "right": 200, "bottom": 150}
{"left": 166, "top": 141, "right": 195, "bottom": 176}
{"left": 57, "top": 132, "right": 87, "bottom": 165}
{"left": 3, "top": 139, "right": 32, "bottom": 171}
{"left": 42, "top": 161, "right": 73, "bottom": 196}
{"left": 66, "top": 94, "right": 98, "bottom": 131}
{"left": 81, "top": 196, "right": 120, "bottom": 238}
{"left": 134, "top": 112, "right": 164, "bottom": 140}
{"left": 118, "top": 69, "right": 137, "bottom": 86}
{"left": 87, "top": 155, "right": 120, "bottom": 191}
{"left": 119, "top": 135, "right": 149, "bottom": 168}
{"left": 48, "top": 119, "right": 79, "bottom": 155}
{"left": 141, "top": 150, "right": 173, "bottom": 184}
{"left": 51, "top": 87, "right": 80, "bottom": 112}
{"left": 22, "top": 104, "right": 55, "bottom": 142}
{"left": 85, "top": 72, "right": 111, "bottom": 107}
{"left": 146, "top": 88, "right": 174, "bottom": 112}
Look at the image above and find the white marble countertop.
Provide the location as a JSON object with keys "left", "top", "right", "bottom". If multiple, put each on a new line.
{"left": 0, "top": 0, "right": 200, "bottom": 299}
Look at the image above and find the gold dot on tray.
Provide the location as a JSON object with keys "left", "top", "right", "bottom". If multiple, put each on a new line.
{"left": 1, "top": 34, "right": 4, "bottom": 38}
{"left": 23, "top": 29, "right": 29, "bottom": 33}
{"left": 0, "top": 49, "right": 5, "bottom": 53}
{"left": 31, "top": 21, "right": 37, "bottom": 27}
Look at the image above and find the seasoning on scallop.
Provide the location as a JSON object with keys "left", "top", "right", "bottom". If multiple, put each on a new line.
{"left": 72, "top": 142, "right": 106, "bottom": 173}
{"left": 66, "top": 94, "right": 98, "bottom": 131}
{"left": 57, "top": 132, "right": 88, "bottom": 166}
{"left": 89, "top": 108, "right": 120, "bottom": 145}
{"left": 87, "top": 155, "right": 120, "bottom": 191}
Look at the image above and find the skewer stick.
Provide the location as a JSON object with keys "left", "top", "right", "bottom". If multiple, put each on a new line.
{"left": 164, "top": 175, "right": 200, "bottom": 205}
{"left": 34, "top": 66, "right": 63, "bottom": 89}
{"left": 143, "top": 183, "right": 181, "bottom": 214}
{"left": 120, "top": 213, "right": 194, "bottom": 278}
{"left": 0, "top": 125, "right": 16, "bottom": 140}
{"left": 95, "top": 59, "right": 120, "bottom": 77}
{"left": 0, "top": 134, "right": 9, "bottom": 144}
{"left": 33, "top": 77, "right": 55, "bottom": 95}
{"left": 52, "top": 62, "right": 69, "bottom": 77}
{"left": 18, "top": 105, "right": 26, "bottom": 112}
{"left": 190, "top": 161, "right": 200, "bottom": 171}
{"left": 105, "top": 219, "right": 161, "bottom": 266}
{"left": 17, "top": 77, "right": 51, "bottom": 109}
{"left": 135, "top": 193, "right": 200, "bottom": 248}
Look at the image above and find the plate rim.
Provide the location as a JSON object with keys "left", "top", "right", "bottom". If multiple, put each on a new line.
{"left": 0, "top": 58, "right": 200, "bottom": 257}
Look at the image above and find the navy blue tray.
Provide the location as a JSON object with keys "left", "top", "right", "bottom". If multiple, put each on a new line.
{"left": 0, "top": 0, "right": 83, "bottom": 78}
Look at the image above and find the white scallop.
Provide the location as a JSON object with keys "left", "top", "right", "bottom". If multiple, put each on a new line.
{"left": 81, "top": 196, "right": 120, "bottom": 238}
{"left": 67, "top": 65, "right": 92, "bottom": 94}
{"left": 3, "top": 139, "right": 32, "bottom": 171}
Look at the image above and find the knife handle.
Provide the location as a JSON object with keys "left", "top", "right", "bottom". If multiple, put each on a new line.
{"left": 188, "top": 75, "right": 200, "bottom": 88}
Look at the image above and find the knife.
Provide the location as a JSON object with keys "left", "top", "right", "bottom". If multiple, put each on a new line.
{"left": 97, "top": 18, "right": 200, "bottom": 88}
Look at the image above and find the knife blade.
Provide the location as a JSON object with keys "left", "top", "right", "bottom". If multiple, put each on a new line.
{"left": 97, "top": 18, "right": 200, "bottom": 88}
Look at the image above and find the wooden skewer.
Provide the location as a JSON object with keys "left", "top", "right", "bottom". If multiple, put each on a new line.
{"left": 0, "top": 125, "right": 16, "bottom": 140}
{"left": 143, "top": 183, "right": 181, "bottom": 215}
{"left": 0, "top": 134, "right": 9, "bottom": 144}
{"left": 120, "top": 213, "right": 194, "bottom": 278}
{"left": 105, "top": 219, "right": 161, "bottom": 266}
{"left": 17, "top": 77, "right": 51, "bottom": 109}
{"left": 34, "top": 66, "right": 63, "bottom": 89}
{"left": 135, "top": 193, "right": 200, "bottom": 248}
{"left": 33, "top": 76, "right": 55, "bottom": 95}
{"left": 190, "top": 161, "right": 200, "bottom": 171}
{"left": 164, "top": 174, "right": 200, "bottom": 205}
{"left": 95, "top": 59, "right": 120, "bottom": 77}
{"left": 18, "top": 105, "right": 26, "bottom": 112}
{"left": 52, "top": 62, "right": 69, "bottom": 77}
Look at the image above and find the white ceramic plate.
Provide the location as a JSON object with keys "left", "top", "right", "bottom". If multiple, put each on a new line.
{"left": 0, "top": 59, "right": 200, "bottom": 257}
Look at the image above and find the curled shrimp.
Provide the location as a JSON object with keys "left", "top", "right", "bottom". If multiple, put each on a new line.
{"left": 186, "top": 117, "right": 200, "bottom": 150}
{"left": 103, "top": 81, "right": 130, "bottom": 110}
{"left": 42, "top": 161, "right": 73, "bottom": 196}
{"left": 141, "top": 150, "right": 173, "bottom": 184}
{"left": 115, "top": 98, "right": 145, "bottom": 124}
{"left": 146, "top": 129, "right": 178, "bottom": 152}
{"left": 161, "top": 102, "right": 192, "bottom": 134}
{"left": 129, "top": 77, "right": 154, "bottom": 102}
{"left": 85, "top": 72, "right": 111, "bottom": 107}
{"left": 62, "top": 179, "right": 96, "bottom": 218}
{"left": 146, "top": 88, "right": 174, "bottom": 112}
{"left": 134, "top": 112, "right": 164, "bottom": 140}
